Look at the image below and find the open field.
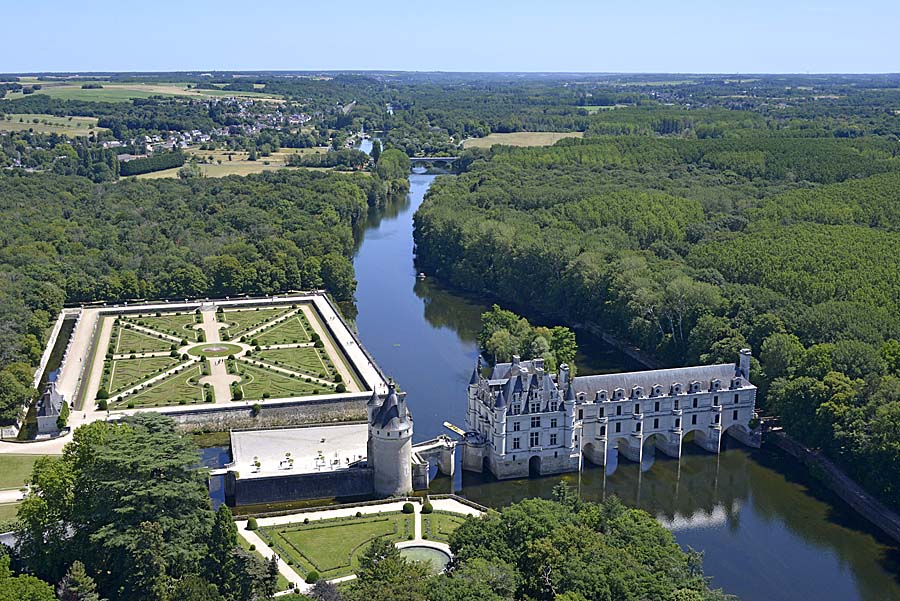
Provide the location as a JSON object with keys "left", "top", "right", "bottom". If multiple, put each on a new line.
{"left": 0, "top": 114, "right": 106, "bottom": 136}
{"left": 235, "top": 361, "right": 334, "bottom": 399}
{"left": 578, "top": 104, "right": 629, "bottom": 113}
{"left": 2, "top": 82, "right": 282, "bottom": 103}
{"left": 0, "top": 455, "right": 46, "bottom": 490}
{"left": 422, "top": 511, "right": 467, "bottom": 542}
{"left": 136, "top": 147, "right": 331, "bottom": 179}
{"left": 462, "top": 131, "right": 583, "bottom": 148}
{"left": 259, "top": 513, "right": 413, "bottom": 579}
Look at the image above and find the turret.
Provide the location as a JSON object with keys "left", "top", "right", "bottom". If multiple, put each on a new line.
{"left": 563, "top": 382, "right": 577, "bottom": 448}
{"left": 368, "top": 382, "right": 413, "bottom": 496}
{"left": 492, "top": 388, "right": 508, "bottom": 455}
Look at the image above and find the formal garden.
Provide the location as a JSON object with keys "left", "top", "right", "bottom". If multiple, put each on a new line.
{"left": 93, "top": 303, "right": 360, "bottom": 409}
{"left": 257, "top": 512, "right": 416, "bottom": 580}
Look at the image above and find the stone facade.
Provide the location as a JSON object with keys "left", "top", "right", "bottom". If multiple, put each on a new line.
{"left": 464, "top": 350, "right": 757, "bottom": 479}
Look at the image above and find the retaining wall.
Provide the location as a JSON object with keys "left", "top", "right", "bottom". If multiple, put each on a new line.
{"left": 227, "top": 467, "right": 375, "bottom": 505}
{"left": 770, "top": 431, "right": 900, "bottom": 545}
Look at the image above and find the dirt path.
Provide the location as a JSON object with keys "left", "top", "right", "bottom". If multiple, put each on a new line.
{"left": 198, "top": 310, "right": 239, "bottom": 403}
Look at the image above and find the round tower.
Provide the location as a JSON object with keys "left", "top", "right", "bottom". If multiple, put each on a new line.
{"left": 368, "top": 383, "right": 413, "bottom": 497}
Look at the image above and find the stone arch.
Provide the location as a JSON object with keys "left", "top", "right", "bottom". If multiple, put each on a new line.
{"left": 643, "top": 432, "right": 682, "bottom": 460}
{"left": 528, "top": 455, "right": 542, "bottom": 478}
{"left": 582, "top": 442, "right": 605, "bottom": 466}
{"left": 682, "top": 426, "right": 720, "bottom": 454}
{"left": 610, "top": 435, "right": 642, "bottom": 463}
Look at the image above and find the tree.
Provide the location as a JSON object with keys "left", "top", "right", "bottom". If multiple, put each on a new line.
{"left": 56, "top": 561, "right": 100, "bottom": 601}
{"left": 0, "top": 369, "right": 30, "bottom": 425}
{"left": 319, "top": 253, "right": 356, "bottom": 301}
{"left": 0, "top": 550, "right": 55, "bottom": 601}
{"left": 178, "top": 162, "right": 204, "bottom": 179}
{"left": 171, "top": 575, "right": 225, "bottom": 601}
{"left": 205, "top": 505, "right": 238, "bottom": 592}
{"left": 309, "top": 580, "right": 342, "bottom": 601}
{"left": 370, "top": 139, "right": 382, "bottom": 162}
{"left": 761, "top": 333, "right": 805, "bottom": 380}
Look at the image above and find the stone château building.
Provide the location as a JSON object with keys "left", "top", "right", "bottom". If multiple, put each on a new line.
{"left": 462, "top": 350, "right": 758, "bottom": 479}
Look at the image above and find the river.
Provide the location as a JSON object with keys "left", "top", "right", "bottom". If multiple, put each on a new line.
{"left": 352, "top": 172, "right": 900, "bottom": 601}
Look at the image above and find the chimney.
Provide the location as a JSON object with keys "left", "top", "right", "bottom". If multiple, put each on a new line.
{"left": 739, "top": 349, "right": 752, "bottom": 379}
{"left": 559, "top": 363, "right": 570, "bottom": 389}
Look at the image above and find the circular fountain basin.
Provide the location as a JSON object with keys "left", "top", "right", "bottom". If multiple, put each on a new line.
{"left": 399, "top": 545, "right": 451, "bottom": 572}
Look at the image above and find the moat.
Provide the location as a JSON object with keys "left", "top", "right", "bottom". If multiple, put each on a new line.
{"left": 351, "top": 172, "right": 900, "bottom": 601}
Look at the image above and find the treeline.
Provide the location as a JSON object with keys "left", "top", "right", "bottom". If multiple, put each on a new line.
{"left": 414, "top": 137, "right": 900, "bottom": 509}
{"left": 0, "top": 170, "right": 369, "bottom": 384}
{"left": 340, "top": 485, "right": 732, "bottom": 601}
{"left": 4, "top": 94, "right": 224, "bottom": 135}
{"left": 119, "top": 150, "right": 186, "bottom": 176}
{"left": 285, "top": 148, "right": 369, "bottom": 169}
{"left": 0, "top": 132, "right": 120, "bottom": 182}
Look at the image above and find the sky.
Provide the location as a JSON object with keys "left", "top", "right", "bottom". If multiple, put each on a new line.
{"left": 2, "top": 0, "right": 898, "bottom": 73}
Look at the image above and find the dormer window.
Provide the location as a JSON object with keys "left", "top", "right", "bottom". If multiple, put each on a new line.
{"left": 672, "top": 383, "right": 683, "bottom": 395}
{"left": 614, "top": 388, "right": 625, "bottom": 400}
{"left": 651, "top": 385, "right": 662, "bottom": 397}
{"left": 596, "top": 390, "right": 608, "bottom": 402}
{"left": 631, "top": 386, "right": 644, "bottom": 399}
{"left": 689, "top": 381, "right": 701, "bottom": 393}
{"left": 710, "top": 379, "right": 722, "bottom": 392}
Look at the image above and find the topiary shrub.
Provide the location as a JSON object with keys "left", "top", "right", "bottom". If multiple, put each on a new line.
{"left": 336, "top": 383, "right": 346, "bottom": 393}
{"left": 97, "top": 399, "right": 108, "bottom": 411}
{"left": 303, "top": 517, "right": 310, "bottom": 524}
{"left": 249, "top": 544, "right": 256, "bottom": 551}
{"left": 422, "top": 501, "right": 434, "bottom": 514}
{"left": 355, "top": 511, "right": 362, "bottom": 518}
{"left": 97, "top": 388, "right": 109, "bottom": 400}
{"left": 402, "top": 502, "right": 414, "bottom": 514}
{"left": 305, "top": 571, "right": 319, "bottom": 584}
{"left": 127, "top": 401, "right": 135, "bottom": 409}
{"left": 246, "top": 517, "right": 258, "bottom": 530}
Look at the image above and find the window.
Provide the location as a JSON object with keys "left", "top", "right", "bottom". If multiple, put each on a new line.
{"left": 600, "top": 425, "right": 606, "bottom": 436}
{"left": 615, "top": 422, "right": 621, "bottom": 433}
{"left": 674, "top": 399, "right": 680, "bottom": 410}
{"left": 550, "top": 402, "right": 558, "bottom": 412}
{"left": 634, "top": 403, "right": 640, "bottom": 414}
{"left": 692, "top": 397, "right": 698, "bottom": 408}
{"left": 531, "top": 417, "right": 541, "bottom": 428}
{"left": 550, "top": 434, "right": 558, "bottom": 446}
{"left": 653, "top": 418, "right": 659, "bottom": 429}
{"left": 599, "top": 407, "right": 605, "bottom": 417}
{"left": 512, "top": 437, "right": 520, "bottom": 450}
{"left": 616, "top": 405, "right": 622, "bottom": 416}
{"left": 714, "top": 414, "right": 720, "bottom": 424}
{"left": 733, "top": 410, "right": 739, "bottom": 420}
{"left": 675, "top": 418, "right": 681, "bottom": 428}
{"left": 530, "top": 402, "right": 540, "bottom": 413}
{"left": 635, "top": 422, "right": 641, "bottom": 432}
{"left": 550, "top": 418, "right": 558, "bottom": 428}
{"left": 734, "top": 394, "right": 739, "bottom": 404}
{"left": 691, "top": 415, "right": 697, "bottom": 425}
{"left": 530, "top": 432, "right": 540, "bottom": 447}
{"left": 578, "top": 409, "right": 583, "bottom": 420}
{"left": 511, "top": 405, "right": 519, "bottom": 415}
{"left": 513, "top": 421, "right": 520, "bottom": 432}
{"left": 654, "top": 401, "right": 660, "bottom": 412}
{"left": 713, "top": 395, "right": 719, "bottom": 406}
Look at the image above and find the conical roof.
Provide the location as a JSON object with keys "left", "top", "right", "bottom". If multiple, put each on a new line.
{"left": 494, "top": 388, "right": 507, "bottom": 409}
{"left": 367, "top": 388, "right": 381, "bottom": 407}
{"left": 565, "top": 382, "right": 576, "bottom": 402}
{"left": 372, "top": 383, "right": 410, "bottom": 431}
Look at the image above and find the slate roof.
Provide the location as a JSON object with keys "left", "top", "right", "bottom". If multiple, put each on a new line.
{"left": 571, "top": 364, "right": 742, "bottom": 397}
{"left": 372, "top": 384, "right": 411, "bottom": 431}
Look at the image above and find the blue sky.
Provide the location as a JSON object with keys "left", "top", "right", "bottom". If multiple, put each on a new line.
{"left": 3, "top": 0, "right": 897, "bottom": 73}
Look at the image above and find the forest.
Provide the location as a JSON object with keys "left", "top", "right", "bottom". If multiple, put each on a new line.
{"left": 414, "top": 135, "right": 900, "bottom": 510}
{"left": 0, "top": 169, "right": 371, "bottom": 424}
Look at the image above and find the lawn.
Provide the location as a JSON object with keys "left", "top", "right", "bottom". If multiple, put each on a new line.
{"left": 126, "top": 313, "right": 199, "bottom": 340}
{"left": 235, "top": 361, "right": 334, "bottom": 400}
{"left": 462, "top": 131, "right": 583, "bottom": 149}
{"left": 115, "top": 327, "right": 175, "bottom": 354}
{"left": 259, "top": 513, "right": 413, "bottom": 579}
{"left": 0, "top": 455, "right": 46, "bottom": 490}
{"left": 0, "top": 114, "right": 106, "bottom": 136}
{"left": 422, "top": 511, "right": 467, "bottom": 542}
{"left": 255, "top": 347, "right": 331, "bottom": 379}
{"left": 116, "top": 363, "right": 205, "bottom": 408}
{"left": 108, "top": 356, "right": 182, "bottom": 394}
{"left": 223, "top": 308, "right": 294, "bottom": 338}
{"left": 253, "top": 314, "right": 313, "bottom": 346}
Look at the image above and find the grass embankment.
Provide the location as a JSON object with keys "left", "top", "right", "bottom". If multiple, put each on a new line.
{"left": 462, "top": 131, "right": 583, "bottom": 148}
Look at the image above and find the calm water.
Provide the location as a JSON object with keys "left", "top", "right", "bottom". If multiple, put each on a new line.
{"left": 352, "top": 173, "right": 900, "bottom": 601}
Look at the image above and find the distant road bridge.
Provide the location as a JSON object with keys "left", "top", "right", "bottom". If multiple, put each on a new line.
{"left": 408, "top": 156, "right": 459, "bottom": 163}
